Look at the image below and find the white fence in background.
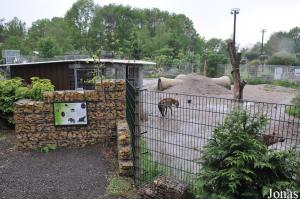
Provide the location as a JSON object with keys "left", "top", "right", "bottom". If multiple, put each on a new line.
{"left": 220, "top": 64, "right": 300, "bottom": 82}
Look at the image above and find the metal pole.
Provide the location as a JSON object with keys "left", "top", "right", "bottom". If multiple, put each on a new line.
{"left": 261, "top": 29, "right": 266, "bottom": 66}
{"left": 261, "top": 29, "right": 266, "bottom": 56}
{"left": 231, "top": 8, "right": 240, "bottom": 47}
{"left": 233, "top": 12, "right": 236, "bottom": 46}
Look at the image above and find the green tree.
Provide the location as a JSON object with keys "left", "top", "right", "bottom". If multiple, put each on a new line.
{"left": 2, "top": 17, "right": 29, "bottom": 54}
{"left": 27, "top": 18, "right": 74, "bottom": 54}
{"left": 205, "top": 51, "right": 228, "bottom": 77}
{"left": 192, "top": 110, "right": 300, "bottom": 199}
{"left": 243, "top": 42, "right": 261, "bottom": 61}
{"left": 65, "top": 0, "right": 95, "bottom": 52}
{"left": 0, "top": 18, "right": 5, "bottom": 43}
{"left": 37, "top": 37, "right": 61, "bottom": 58}
{"left": 267, "top": 52, "right": 297, "bottom": 65}
{"left": 4, "top": 17, "right": 26, "bottom": 38}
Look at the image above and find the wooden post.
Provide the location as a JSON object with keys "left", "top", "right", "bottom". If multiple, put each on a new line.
{"left": 227, "top": 41, "right": 247, "bottom": 100}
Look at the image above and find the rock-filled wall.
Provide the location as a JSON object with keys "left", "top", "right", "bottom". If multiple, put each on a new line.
{"left": 14, "top": 80, "right": 125, "bottom": 150}
{"left": 117, "top": 120, "right": 133, "bottom": 176}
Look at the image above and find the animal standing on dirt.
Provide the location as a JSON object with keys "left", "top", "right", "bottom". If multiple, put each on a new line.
{"left": 158, "top": 98, "right": 179, "bottom": 117}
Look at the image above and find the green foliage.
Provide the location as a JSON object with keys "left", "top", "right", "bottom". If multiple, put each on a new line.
{"left": 205, "top": 52, "right": 228, "bottom": 77}
{"left": 247, "top": 59, "right": 261, "bottom": 66}
{"left": 0, "top": 77, "right": 54, "bottom": 123}
{"left": 41, "top": 144, "right": 57, "bottom": 153}
{"left": 286, "top": 95, "right": 300, "bottom": 117}
{"left": 0, "top": 77, "right": 24, "bottom": 114}
{"left": 1, "top": 2, "right": 208, "bottom": 64}
{"left": 28, "top": 77, "right": 54, "bottom": 100}
{"left": 140, "top": 139, "right": 170, "bottom": 183}
{"left": 191, "top": 109, "right": 300, "bottom": 199}
{"left": 267, "top": 52, "right": 298, "bottom": 65}
{"left": 65, "top": 0, "right": 95, "bottom": 51}
{"left": 37, "top": 37, "right": 61, "bottom": 58}
{"left": 271, "top": 80, "right": 300, "bottom": 89}
{"left": 243, "top": 77, "right": 272, "bottom": 85}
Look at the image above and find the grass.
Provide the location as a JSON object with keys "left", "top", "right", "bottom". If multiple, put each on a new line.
{"left": 287, "top": 107, "right": 300, "bottom": 117}
{"left": 0, "top": 129, "right": 14, "bottom": 141}
{"left": 271, "top": 80, "right": 300, "bottom": 89}
{"left": 144, "top": 73, "right": 161, "bottom": 78}
{"left": 106, "top": 176, "right": 137, "bottom": 199}
{"left": 240, "top": 77, "right": 300, "bottom": 89}
{"left": 286, "top": 95, "right": 300, "bottom": 118}
{"left": 243, "top": 77, "right": 272, "bottom": 85}
{"left": 140, "top": 139, "right": 171, "bottom": 183}
{"left": 0, "top": 132, "right": 7, "bottom": 140}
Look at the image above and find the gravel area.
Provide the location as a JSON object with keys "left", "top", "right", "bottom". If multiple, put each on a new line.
{"left": 0, "top": 133, "right": 113, "bottom": 199}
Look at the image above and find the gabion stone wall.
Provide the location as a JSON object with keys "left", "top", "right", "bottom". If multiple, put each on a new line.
{"left": 14, "top": 80, "right": 125, "bottom": 150}
{"left": 117, "top": 120, "right": 133, "bottom": 176}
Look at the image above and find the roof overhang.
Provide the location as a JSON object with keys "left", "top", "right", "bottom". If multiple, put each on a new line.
{"left": 0, "top": 58, "right": 156, "bottom": 67}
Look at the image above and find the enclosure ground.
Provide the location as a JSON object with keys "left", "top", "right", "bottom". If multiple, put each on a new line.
{"left": 143, "top": 78, "right": 297, "bottom": 104}
{"left": 0, "top": 131, "right": 114, "bottom": 199}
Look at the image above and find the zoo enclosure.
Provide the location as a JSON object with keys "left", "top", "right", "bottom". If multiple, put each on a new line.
{"left": 126, "top": 81, "right": 300, "bottom": 185}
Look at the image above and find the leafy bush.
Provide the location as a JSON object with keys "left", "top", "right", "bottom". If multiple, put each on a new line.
{"left": 247, "top": 59, "right": 260, "bottom": 66}
{"left": 267, "top": 52, "right": 297, "bottom": 65}
{"left": 28, "top": 77, "right": 54, "bottom": 100}
{"left": 0, "top": 77, "right": 54, "bottom": 123}
{"left": 41, "top": 144, "right": 57, "bottom": 153}
{"left": 192, "top": 110, "right": 300, "bottom": 199}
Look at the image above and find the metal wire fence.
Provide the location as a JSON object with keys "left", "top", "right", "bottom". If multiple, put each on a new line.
{"left": 126, "top": 81, "right": 300, "bottom": 185}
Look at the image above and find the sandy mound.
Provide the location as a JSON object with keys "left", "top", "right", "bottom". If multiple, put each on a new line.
{"left": 163, "top": 74, "right": 232, "bottom": 96}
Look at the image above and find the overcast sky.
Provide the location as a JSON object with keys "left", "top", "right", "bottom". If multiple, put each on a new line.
{"left": 1, "top": 0, "right": 300, "bottom": 48}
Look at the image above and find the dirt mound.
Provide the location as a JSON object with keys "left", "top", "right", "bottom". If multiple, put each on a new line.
{"left": 164, "top": 74, "right": 232, "bottom": 96}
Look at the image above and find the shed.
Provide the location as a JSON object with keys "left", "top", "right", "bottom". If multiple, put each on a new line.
{"left": 0, "top": 59, "right": 156, "bottom": 90}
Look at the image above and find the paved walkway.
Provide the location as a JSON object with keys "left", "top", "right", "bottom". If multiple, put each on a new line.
{"left": 0, "top": 133, "right": 113, "bottom": 199}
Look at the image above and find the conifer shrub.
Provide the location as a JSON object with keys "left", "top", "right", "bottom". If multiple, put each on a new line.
{"left": 192, "top": 109, "right": 300, "bottom": 199}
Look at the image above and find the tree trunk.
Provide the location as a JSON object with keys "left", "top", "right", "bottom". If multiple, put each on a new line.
{"left": 203, "top": 59, "right": 208, "bottom": 76}
{"left": 227, "top": 41, "right": 247, "bottom": 100}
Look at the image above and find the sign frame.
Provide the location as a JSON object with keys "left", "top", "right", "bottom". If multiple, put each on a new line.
{"left": 53, "top": 101, "right": 88, "bottom": 126}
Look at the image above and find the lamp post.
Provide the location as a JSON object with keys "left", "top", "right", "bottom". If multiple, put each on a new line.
{"left": 260, "top": 29, "right": 267, "bottom": 65}
{"left": 231, "top": 8, "right": 240, "bottom": 47}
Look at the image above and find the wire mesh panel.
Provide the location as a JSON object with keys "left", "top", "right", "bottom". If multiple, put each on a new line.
{"left": 130, "top": 90, "right": 300, "bottom": 185}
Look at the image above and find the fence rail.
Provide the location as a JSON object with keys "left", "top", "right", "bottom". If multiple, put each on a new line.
{"left": 126, "top": 81, "right": 300, "bottom": 185}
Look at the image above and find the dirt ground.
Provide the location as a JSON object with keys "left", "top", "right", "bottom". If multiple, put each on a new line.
{"left": 0, "top": 131, "right": 117, "bottom": 199}
{"left": 143, "top": 77, "right": 298, "bottom": 104}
